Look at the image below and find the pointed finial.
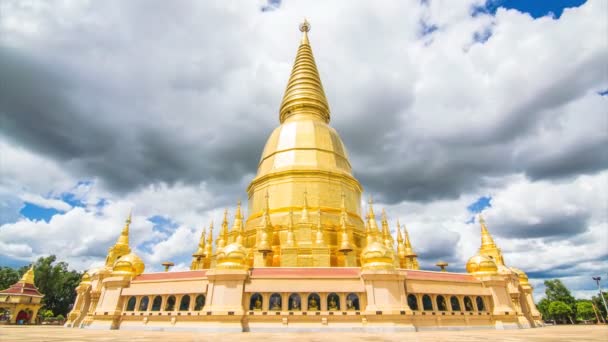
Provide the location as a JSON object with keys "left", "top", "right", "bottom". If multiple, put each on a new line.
{"left": 286, "top": 209, "right": 296, "bottom": 247}
{"left": 20, "top": 265, "right": 35, "bottom": 284}
{"left": 299, "top": 18, "right": 310, "bottom": 45}
{"left": 479, "top": 214, "right": 496, "bottom": 247}
{"left": 396, "top": 219, "right": 403, "bottom": 243}
{"left": 116, "top": 211, "right": 131, "bottom": 246}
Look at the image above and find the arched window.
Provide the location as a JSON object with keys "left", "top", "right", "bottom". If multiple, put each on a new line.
{"left": 407, "top": 294, "right": 418, "bottom": 311}
{"left": 476, "top": 296, "right": 485, "bottom": 311}
{"left": 450, "top": 296, "right": 460, "bottom": 311}
{"left": 422, "top": 295, "right": 433, "bottom": 311}
{"left": 436, "top": 295, "right": 447, "bottom": 311}
{"left": 288, "top": 293, "right": 301, "bottom": 311}
{"left": 250, "top": 293, "right": 263, "bottom": 311}
{"left": 179, "top": 295, "right": 190, "bottom": 311}
{"left": 346, "top": 293, "right": 360, "bottom": 311}
{"left": 126, "top": 296, "right": 136, "bottom": 311}
{"left": 151, "top": 296, "right": 162, "bottom": 311}
{"left": 165, "top": 295, "right": 176, "bottom": 311}
{"left": 327, "top": 293, "right": 340, "bottom": 311}
{"left": 194, "top": 295, "right": 205, "bottom": 311}
{"left": 307, "top": 293, "right": 320, "bottom": 311}
{"left": 138, "top": 296, "right": 149, "bottom": 311}
{"left": 269, "top": 293, "right": 282, "bottom": 311}
{"left": 464, "top": 296, "right": 474, "bottom": 311}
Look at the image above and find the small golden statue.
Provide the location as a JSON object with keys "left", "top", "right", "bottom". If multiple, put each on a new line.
{"left": 253, "top": 297, "right": 262, "bottom": 310}
{"left": 290, "top": 298, "right": 300, "bottom": 310}
{"left": 270, "top": 297, "right": 281, "bottom": 311}
{"left": 328, "top": 296, "right": 339, "bottom": 311}
{"left": 308, "top": 296, "right": 319, "bottom": 311}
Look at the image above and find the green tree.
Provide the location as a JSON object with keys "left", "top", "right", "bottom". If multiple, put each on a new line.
{"left": 537, "top": 298, "right": 551, "bottom": 321}
{"left": 32, "top": 255, "right": 82, "bottom": 316}
{"left": 591, "top": 292, "right": 608, "bottom": 320}
{"left": 548, "top": 301, "right": 573, "bottom": 324}
{"left": 576, "top": 301, "right": 595, "bottom": 321}
{"left": 0, "top": 267, "right": 21, "bottom": 290}
{"left": 544, "top": 279, "right": 576, "bottom": 322}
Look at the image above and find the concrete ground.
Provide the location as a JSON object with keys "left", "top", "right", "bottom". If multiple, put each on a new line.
{"left": 0, "top": 325, "right": 606, "bottom": 341}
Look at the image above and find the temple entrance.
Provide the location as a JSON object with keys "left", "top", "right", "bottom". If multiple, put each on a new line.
{"left": 16, "top": 310, "right": 29, "bottom": 324}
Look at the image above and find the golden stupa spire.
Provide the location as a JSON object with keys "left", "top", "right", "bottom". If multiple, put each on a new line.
{"left": 396, "top": 220, "right": 406, "bottom": 258}
{"left": 479, "top": 214, "right": 496, "bottom": 248}
{"left": 286, "top": 209, "right": 297, "bottom": 247}
{"left": 217, "top": 209, "right": 229, "bottom": 249}
{"left": 193, "top": 226, "right": 206, "bottom": 257}
{"left": 115, "top": 211, "right": 131, "bottom": 246}
{"left": 403, "top": 224, "right": 416, "bottom": 255}
{"left": 381, "top": 209, "right": 394, "bottom": 248}
{"left": 231, "top": 200, "right": 243, "bottom": 233}
{"left": 367, "top": 197, "right": 380, "bottom": 236}
{"left": 257, "top": 193, "right": 272, "bottom": 253}
{"left": 279, "top": 19, "right": 330, "bottom": 124}
{"left": 301, "top": 189, "right": 309, "bottom": 222}
{"left": 315, "top": 207, "right": 326, "bottom": 247}
{"left": 205, "top": 221, "right": 214, "bottom": 257}
{"left": 20, "top": 265, "right": 35, "bottom": 285}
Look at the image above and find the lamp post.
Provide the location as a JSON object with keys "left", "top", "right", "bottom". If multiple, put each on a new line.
{"left": 592, "top": 276, "right": 608, "bottom": 321}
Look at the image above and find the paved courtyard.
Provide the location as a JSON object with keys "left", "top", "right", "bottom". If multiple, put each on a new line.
{"left": 0, "top": 325, "right": 606, "bottom": 341}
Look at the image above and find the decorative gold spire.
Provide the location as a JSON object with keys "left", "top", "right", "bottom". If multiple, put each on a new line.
{"left": 315, "top": 207, "right": 326, "bottom": 247}
{"left": 403, "top": 224, "right": 416, "bottom": 256}
{"left": 286, "top": 209, "right": 297, "bottom": 247}
{"left": 367, "top": 197, "right": 380, "bottom": 236}
{"left": 205, "top": 221, "right": 213, "bottom": 257}
{"left": 381, "top": 209, "right": 394, "bottom": 249}
{"left": 477, "top": 214, "right": 505, "bottom": 265}
{"left": 396, "top": 219, "right": 406, "bottom": 259}
{"left": 116, "top": 211, "right": 131, "bottom": 246}
{"left": 231, "top": 200, "right": 243, "bottom": 233}
{"left": 338, "top": 192, "right": 353, "bottom": 254}
{"left": 479, "top": 214, "right": 496, "bottom": 248}
{"left": 193, "top": 226, "right": 206, "bottom": 258}
{"left": 401, "top": 224, "right": 420, "bottom": 270}
{"left": 301, "top": 189, "right": 309, "bottom": 222}
{"left": 279, "top": 19, "right": 330, "bottom": 124}
{"left": 217, "top": 209, "right": 229, "bottom": 249}
{"left": 20, "top": 265, "right": 35, "bottom": 284}
{"left": 257, "top": 193, "right": 272, "bottom": 253}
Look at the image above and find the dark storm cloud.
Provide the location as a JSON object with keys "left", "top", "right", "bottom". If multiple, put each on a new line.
{"left": 491, "top": 212, "right": 590, "bottom": 239}
{"left": 527, "top": 254, "right": 608, "bottom": 279}
{"left": 0, "top": 0, "right": 606, "bottom": 209}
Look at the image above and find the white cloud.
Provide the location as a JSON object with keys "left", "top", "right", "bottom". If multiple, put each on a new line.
{"left": 20, "top": 193, "right": 72, "bottom": 212}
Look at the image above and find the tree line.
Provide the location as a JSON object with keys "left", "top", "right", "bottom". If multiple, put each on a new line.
{"left": 537, "top": 279, "right": 608, "bottom": 324}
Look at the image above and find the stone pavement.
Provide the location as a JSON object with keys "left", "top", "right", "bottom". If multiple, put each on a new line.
{"left": 0, "top": 325, "right": 606, "bottom": 341}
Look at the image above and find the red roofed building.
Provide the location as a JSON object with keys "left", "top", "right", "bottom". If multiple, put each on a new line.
{"left": 0, "top": 266, "right": 44, "bottom": 324}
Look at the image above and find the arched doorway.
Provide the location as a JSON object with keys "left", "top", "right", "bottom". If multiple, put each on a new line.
{"left": 16, "top": 310, "right": 29, "bottom": 324}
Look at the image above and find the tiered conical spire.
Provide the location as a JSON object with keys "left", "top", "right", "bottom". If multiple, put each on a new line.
{"left": 194, "top": 226, "right": 207, "bottom": 257}
{"left": 286, "top": 209, "right": 297, "bottom": 247}
{"left": 205, "top": 221, "right": 214, "bottom": 257}
{"left": 367, "top": 197, "right": 380, "bottom": 237}
{"left": 116, "top": 211, "right": 131, "bottom": 246}
{"left": 381, "top": 209, "right": 394, "bottom": 249}
{"left": 339, "top": 192, "right": 353, "bottom": 253}
{"left": 479, "top": 214, "right": 496, "bottom": 248}
{"left": 396, "top": 219, "right": 406, "bottom": 259}
{"left": 231, "top": 200, "right": 243, "bottom": 233}
{"left": 315, "top": 207, "right": 326, "bottom": 247}
{"left": 279, "top": 19, "right": 330, "bottom": 124}
{"left": 257, "top": 192, "right": 272, "bottom": 253}
{"left": 217, "top": 209, "right": 229, "bottom": 249}
{"left": 20, "top": 265, "right": 35, "bottom": 285}
{"left": 301, "top": 190, "right": 309, "bottom": 222}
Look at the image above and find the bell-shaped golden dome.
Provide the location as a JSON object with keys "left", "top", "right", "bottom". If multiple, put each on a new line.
{"left": 361, "top": 241, "right": 394, "bottom": 271}
{"left": 112, "top": 259, "right": 134, "bottom": 275}
{"left": 466, "top": 254, "right": 498, "bottom": 275}
{"left": 120, "top": 253, "right": 145, "bottom": 276}
{"left": 216, "top": 242, "right": 248, "bottom": 270}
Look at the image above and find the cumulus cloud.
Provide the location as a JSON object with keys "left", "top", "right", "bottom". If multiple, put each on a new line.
{"left": 0, "top": 0, "right": 606, "bottom": 299}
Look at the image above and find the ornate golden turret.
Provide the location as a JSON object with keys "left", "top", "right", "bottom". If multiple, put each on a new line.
{"left": 477, "top": 214, "right": 505, "bottom": 265}
{"left": 279, "top": 19, "right": 330, "bottom": 124}
{"left": 396, "top": 219, "right": 406, "bottom": 258}
{"left": 205, "top": 221, "right": 214, "bottom": 258}
{"left": 315, "top": 208, "right": 327, "bottom": 247}
{"left": 232, "top": 200, "right": 243, "bottom": 236}
{"left": 20, "top": 265, "right": 35, "bottom": 285}
{"left": 286, "top": 209, "right": 297, "bottom": 248}
{"left": 257, "top": 193, "right": 272, "bottom": 254}
{"left": 190, "top": 225, "right": 207, "bottom": 270}
{"left": 216, "top": 209, "right": 229, "bottom": 250}
{"left": 338, "top": 193, "right": 353, "bottom": 254}
{"left": 401, "top": 224, "right": 420, "bottom": 270}
{"left": 381, "top": 209, "right": 394, "bottom": 249}
{"left": 104, "top": 213, "right": 133, "bottom": 268}
{"left": 367, "top": 197, "right": 380, "bottom": 237}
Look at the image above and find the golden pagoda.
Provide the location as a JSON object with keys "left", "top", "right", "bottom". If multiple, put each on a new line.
{"left": 64, "top": 20, "right": 543, "bottom": 332}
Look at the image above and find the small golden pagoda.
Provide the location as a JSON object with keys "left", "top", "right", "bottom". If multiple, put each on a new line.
{"left": 65, "top": 20, "right": 542, "bottom": 333}
{"left": 0, "top": 266, "right": 44, "bottom": 324}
